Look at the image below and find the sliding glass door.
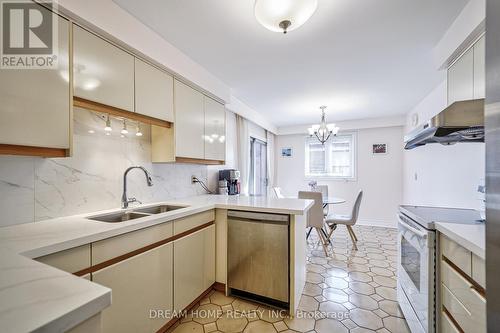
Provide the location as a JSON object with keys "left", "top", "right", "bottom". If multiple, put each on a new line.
{"left": 249, "top": 137, "right": 268, "bottom": 196}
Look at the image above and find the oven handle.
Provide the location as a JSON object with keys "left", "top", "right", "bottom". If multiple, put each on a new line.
{"left": 398, "top": 214, "right": 428, "bottom": 238}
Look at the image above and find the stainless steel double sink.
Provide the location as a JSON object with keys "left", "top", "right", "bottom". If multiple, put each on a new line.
{"left": 87, "top": 204, "right": 187, "bottom": 223}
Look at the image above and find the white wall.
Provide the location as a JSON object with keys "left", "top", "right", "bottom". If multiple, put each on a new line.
{"left": 403, "top": 80, "right": 485, "bottom": 210}
{"left": 275, "top": 126, "right": 404, "bottom": 227}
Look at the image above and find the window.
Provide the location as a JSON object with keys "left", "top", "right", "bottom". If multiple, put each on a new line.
{"left": 249, "top": 137, "right": 268, "bottom": 196}
{"left": 305, "top": 133, "right": 356, "bottom": 179}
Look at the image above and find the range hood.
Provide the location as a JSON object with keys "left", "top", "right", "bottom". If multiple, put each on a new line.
{"left": 404, "top": 99, "right": 484, "bottom": 150}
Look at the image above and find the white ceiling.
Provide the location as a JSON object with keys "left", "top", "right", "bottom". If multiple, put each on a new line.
{"left": 114, "top": 0, "right": 469, "bottom": 127}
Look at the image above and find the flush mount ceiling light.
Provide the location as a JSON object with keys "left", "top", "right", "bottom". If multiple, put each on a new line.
{"left": 254, "top": 0, "right": 318, "bottom": 34}
{"left": 308, "top": 106, "right": 339, "bottom": 145}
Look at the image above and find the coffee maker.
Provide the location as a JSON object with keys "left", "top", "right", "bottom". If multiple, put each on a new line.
{"left": 218, "top": 169, "right": 240, "bottom": 195}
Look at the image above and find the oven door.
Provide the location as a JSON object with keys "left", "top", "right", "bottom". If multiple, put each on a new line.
{"left": 397, "top": 214, "right": 435, "bottom": 333}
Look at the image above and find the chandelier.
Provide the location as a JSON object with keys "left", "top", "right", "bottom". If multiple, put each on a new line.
{"left": 308, "top": 106, "right": 339, "bottom": 144}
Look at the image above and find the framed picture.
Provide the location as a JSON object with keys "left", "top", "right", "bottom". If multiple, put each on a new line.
{"left": 372, "top": 143, "right": 388, "bottom": 154}
{"left": 281, "top": 147, "right": 293, "bottom": 157}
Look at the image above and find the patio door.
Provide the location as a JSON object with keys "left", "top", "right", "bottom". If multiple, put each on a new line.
{"left": 249, "top": 137, "right": 267, "bottom": 196}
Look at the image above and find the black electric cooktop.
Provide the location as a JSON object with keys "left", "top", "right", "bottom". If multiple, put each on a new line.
{"left": 399, "top": 205, "right": 483, "bottom": 230}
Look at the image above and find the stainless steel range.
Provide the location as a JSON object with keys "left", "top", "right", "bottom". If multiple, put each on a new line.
{"left": 397, "top": 205, "right": 482, "bottom": 333}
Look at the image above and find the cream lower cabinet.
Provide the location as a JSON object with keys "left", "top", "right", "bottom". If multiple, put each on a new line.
{"left": 173, "top": 225, "right": 215, "bottom": 311}
{"left": 35, "top": 245, "right": 90, "bottom": 274}
{"left": 439, "top": 233, "right": 486, "bottom": 333}
{"left": 92, "top": 243, "right": 173, "bottom": 333}
{"left": 0, "top": 5, "right": 70, "bottom": 151}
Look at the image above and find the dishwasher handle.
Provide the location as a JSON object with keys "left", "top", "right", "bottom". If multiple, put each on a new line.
{"left": 227, "top": 210, "right": 289, "bottom": 224}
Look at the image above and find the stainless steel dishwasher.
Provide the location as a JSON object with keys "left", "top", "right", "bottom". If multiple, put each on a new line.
{"left": 227, "top": 210, "right": 289, "bottom": 306}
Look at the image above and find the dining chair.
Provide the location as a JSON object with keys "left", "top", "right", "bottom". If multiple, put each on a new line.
{"left": 313, "top": 185, "right": 329, "bottom": 216}
{"left": 299, "top": 191, "right": 329, "bottom": 256}
{"left": 273, "top": 187, "right": 285, "bottom": 198}
{"left": 325, "top": 190, "right": 363, "bottom": 250}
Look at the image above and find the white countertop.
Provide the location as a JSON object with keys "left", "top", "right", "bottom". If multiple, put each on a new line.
{"left": 435, "top": 221, "right": 485, "bottom": 259}
{"left": 0, "top": 194, "right": 313, "bottom": 333}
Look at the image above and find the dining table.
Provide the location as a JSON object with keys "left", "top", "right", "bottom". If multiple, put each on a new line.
{"left": 323, "top": 197, "right": 346, "bottom": 208}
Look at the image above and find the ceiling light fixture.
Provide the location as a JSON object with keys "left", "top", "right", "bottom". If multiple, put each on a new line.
{"left": 308, "top": 106, "right": 339, "bottom": 145}
{"left": 104, "top": 114, "right": 112, "bottom": 132}
{"left": 121, "top": 119, "right": 128, "bottom": 135}
{"left": 254, "top": 0, "right": 318, "bottom": 34}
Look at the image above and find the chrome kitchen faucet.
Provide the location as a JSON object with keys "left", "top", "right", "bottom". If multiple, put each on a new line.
{"left": 121, "top": 166, "right": 153, "bottom": 209}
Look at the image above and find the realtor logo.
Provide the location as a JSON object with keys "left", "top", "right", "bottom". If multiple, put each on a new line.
{"left": 1, "top": 0, "right": 58, "bottom": 68}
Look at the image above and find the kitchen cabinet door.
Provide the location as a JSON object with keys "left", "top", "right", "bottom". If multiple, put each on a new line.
{"left": 473, "top": 35, "right": 485, "bottom": 99}
{"left": 73, "top": 25, "right": 134, "bottom": 111}
{"left": 35, "top": 245, "right": 90, "bottom": 274}
{"left": 92, "top": 243, "right": 173, "bottom": 333}
{"left": 448, "top": 48, "right": 474, "bottom": 105}
{"left": 204, "top": 97, "right": 226, "bottom": 161}
{"left": 0, "top": 7, "right": 70, "bottom": 149}
{"left": 135, "top": 58, "right": 174, "bottom": 122}
{"left": 173, "top": 225, "right": 215, "bottom": 311}
{"left": 174, "top": 80, "right": 204, "bottom": 159}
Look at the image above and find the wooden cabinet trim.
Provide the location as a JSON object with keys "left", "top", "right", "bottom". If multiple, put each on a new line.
{"left": 74, "top": 97, "right": 172, "bottom": 128}
{"left": 74, "top": 221, "right": 214, "bottom": 276}
{"left": 442, "top": 306, "right": 465, "bottom": 333}
{"left": 442, "top": 256, "right": 486, "bottom": 297}
{"left": 0, "top": 144, "right": 67, "bottom": 157}
{"left": 175, "top": 156, "right": 225, "bottom": 165}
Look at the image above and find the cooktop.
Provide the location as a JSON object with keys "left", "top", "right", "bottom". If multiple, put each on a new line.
{"left": 399, "top": 205, "right": 484, "bottom": 230}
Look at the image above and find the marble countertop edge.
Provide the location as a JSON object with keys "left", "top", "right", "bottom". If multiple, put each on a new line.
{"left": 435, "top": 221, "right": 485, "bottom": 259}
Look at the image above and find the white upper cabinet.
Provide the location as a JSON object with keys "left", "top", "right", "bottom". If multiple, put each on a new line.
{"left": 174, "top": 80, "right": 205, "bottom": 159}
{"left": 473, "top": 35, "right": 485, "bottom": 99}
{"left": 448, "top": 48, "right": 474, "bottom": 105}
{"left": 204, "top": 97, "right": 226, "bottom": 161}
{"left": 134, "top": 58, "right": 174, "bottom": 122}
{"left": 73, "top": 25, "right": 134, "bottom": 111}
{"left": 0, "top": 7, "right": 70, "bottom": 149}
{"left": 448, "top": 36, "right": 486, "bottom": 104}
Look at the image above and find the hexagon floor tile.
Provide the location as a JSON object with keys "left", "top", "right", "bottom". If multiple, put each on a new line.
{"left": 169, "top": 225, "right": 410, "bottom": 333}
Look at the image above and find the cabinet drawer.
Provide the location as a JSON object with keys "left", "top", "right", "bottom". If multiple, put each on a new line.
{"left": 173, "top": 210, "right": 215, "bottom": 235}
{"left": 441, "top": 234, "right": 472, "bottom": 276}
{"left": 472, "top": 253, "right": 485, "bottom": 289}
{"left": 92, "top": 222, "right": 173, "bottom": 265}
{"left": 441, "top": 310, "right": 460, "bottom": 333}
{"left": 441, "top": 261, "right": 486, "bottom": 332}
{"left": 36, "top": 245, "right": 90, "bottom": 274}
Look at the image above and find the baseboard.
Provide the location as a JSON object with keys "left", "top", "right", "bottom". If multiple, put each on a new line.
{"left": 213, "top": 282, "right": 225, "bottom": 292}
{"left": 356, "top": 218, "right": 397, "bottom": 229}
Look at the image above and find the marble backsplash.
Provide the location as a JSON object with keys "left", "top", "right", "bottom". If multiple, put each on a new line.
{"left": 0, "top": 108, "right": 208, "bottom": 227}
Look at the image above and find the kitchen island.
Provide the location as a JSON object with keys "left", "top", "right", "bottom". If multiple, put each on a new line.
{"left": 0, "top": 195, "right": 312, "bottom": 333}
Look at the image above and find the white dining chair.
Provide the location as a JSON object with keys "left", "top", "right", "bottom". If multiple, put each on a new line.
{"left": 299, "top": 191, "right": 329, "bottom": 256}
{"left": 313, "top": 185, "right": 329, "bottom": 216}
{"left": 325, "top": 190, "right": 363, "bottom": 250}
{"left": 273, "top": 187, "right": 285, "bottom": 198}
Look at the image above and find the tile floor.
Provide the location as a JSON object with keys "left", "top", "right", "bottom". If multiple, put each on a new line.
{"left": 168, "top": 225, "right": 410, "bottom": 333}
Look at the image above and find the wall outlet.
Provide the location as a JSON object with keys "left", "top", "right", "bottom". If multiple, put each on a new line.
{"left": 191, "top": 176, "right": 197, "bottom": 184}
